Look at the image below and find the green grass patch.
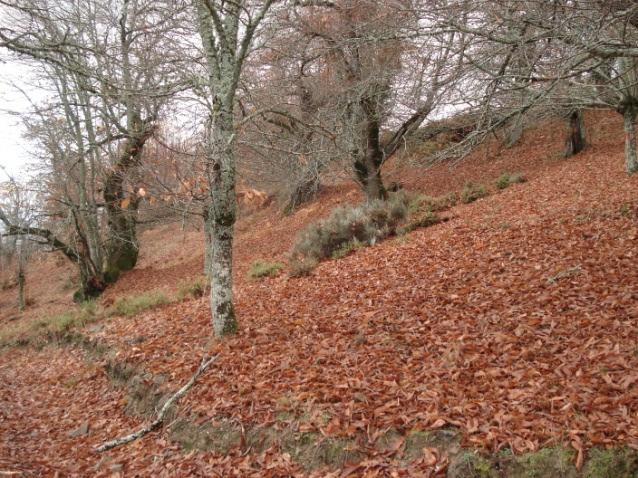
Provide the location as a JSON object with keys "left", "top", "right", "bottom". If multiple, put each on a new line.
{"left": 461, "top": 182, "right": 489, "bottom": 204}
{"left": 584, "top": 448, "right": 638, "bottom": 478}
{"left": 331, "top": 240, "right": 365, "bottom": 259}
{"left": 177, "top": 276, "right": 207, "bottom": 300}
{"left": 496, "top": 172, "right": 527, "bottom": 190}
{"left": 0, "top": 301, "right": 99, "bottom": 348}
{"left": 249, "top": 260, "right": 284, "bottom": 279}
{"left": 398, "top": 211, "right": 443, "bottom": 235}
{"left": 110, "top": 291, "right": 170, "bottom": 317}
{"left": 449, "top": 451, "right": 498, "bottom": 478}
{"left": 500, "top": 447, "right": 577, "bottom": 478}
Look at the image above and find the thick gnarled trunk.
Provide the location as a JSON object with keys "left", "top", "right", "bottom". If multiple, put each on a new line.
{"left": 564, "top": 109, "right": 587, "bottom": 157}
{"left": 354, "top": 101, "right": 387, "bottom": 202}
{"left": 103, "top": 119, "right": 152, "bottom": 283}
{"left": 354, "top": 152, "right": 387, "bottom": 202}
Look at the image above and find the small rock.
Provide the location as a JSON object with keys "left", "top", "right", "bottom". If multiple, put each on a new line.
{"left": 67, "top": 421, "right": 89, "bottom": 437}
{"left": 87, "top": 324, "right": 104, "bottom": 334}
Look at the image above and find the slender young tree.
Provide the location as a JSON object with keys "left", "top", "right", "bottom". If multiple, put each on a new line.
{"left": 193, "top": 0, "right": 277, "bottom": 336}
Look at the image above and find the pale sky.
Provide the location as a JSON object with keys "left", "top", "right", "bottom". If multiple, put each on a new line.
{"left": 0, "top": 61, "right": 38, "bottom": 180}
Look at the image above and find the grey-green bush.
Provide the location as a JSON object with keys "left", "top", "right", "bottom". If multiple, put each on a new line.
{"left": 461, "top": 182, "right": 488, "bottom": 204}
{"left": 496, "top": 172, "right": 527, "bottom": 190}
{"left": 289, "top": 193, "right": 409, "bottom": 267}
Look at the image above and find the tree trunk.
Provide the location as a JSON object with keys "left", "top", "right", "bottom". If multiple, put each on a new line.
{"left": 355, "top": 102, "right": 387, "bottom": 202}
{"left": 284, "top": 171, "right": 321, "bottom": 214}
{"left": 623, "top": 106, "right": 638, "bottom": 175}
{"left": 207, "top": 111, "right": 238, "bottom": 337}
{"left": 103, "top": 118, "right": 152, "bottom": 283}
{"left": 203, "top": 206, "right": 213, "bottom": 277}
{"left": 564, "top": 109, "right": 587, "bottom": 157}
{"left": 17, "top": 245, "right": 25, "bottom": 311}
{"left": 505, "top": 113, "right": 524, "bottom": 148}
{"left": 355, "top": 154, "right": 387, "bottom": 202}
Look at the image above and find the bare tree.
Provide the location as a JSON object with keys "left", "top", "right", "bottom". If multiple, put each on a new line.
{"left": 442, "top": 0, "right": 638, "bottom": 172}
{"left": 193, "top": 0, "right": 278, "bottom": 336}
{"left": 0, "top": 175, "right": 37, "bottom": 310}
{"left": 268, "top": 1, "right": 470, "bottom": 201}
{"left": 0, "top": 0, "right": 189, "bottom": 297}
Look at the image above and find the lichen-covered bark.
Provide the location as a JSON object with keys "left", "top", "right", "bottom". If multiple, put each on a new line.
{"left": 195, "top": 0, "right": 274, "bottom": 336}
{"left": 103, "top": 116, "right": 153, "bottom": 282}
{"left": 623, "top": 106, "right": 638, "bottom": 175}
{"left": 206, "top": 112, "right": 238, "bottom": 336}
{"left": 203, "top": 206, "right": 213, "bottom": 277}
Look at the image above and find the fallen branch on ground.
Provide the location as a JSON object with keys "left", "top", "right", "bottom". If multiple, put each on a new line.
{"left": 95, "top": 355, "right": 218, "bottom": 452}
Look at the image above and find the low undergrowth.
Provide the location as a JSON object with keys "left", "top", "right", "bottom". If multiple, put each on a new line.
{"left": 288, "top": 190, "right": 453, "bottom": 275}
{"left": 461, "top": 182, "right": 489, "bottom": 204}
{"left": 496, "top": 171, "right": 527, "bottom": 190}
{"left": 176, "top": 276, "right": 208, "bottom": 300}
{"left": 109, "top": 291, "right": 170, "bottom": 317}
{"left": 248, "top": 260, "right": 285, "bottom": 279}
{"left": 0, "top": 300, "right": 100, "bottom": 348}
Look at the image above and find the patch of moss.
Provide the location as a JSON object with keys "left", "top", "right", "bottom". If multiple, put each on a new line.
{"left": 282, "top": 433, "right": 361, "bottom": 471}
{"left": 402, "top": 430, "right": 433, "bottom": 460}
{"left": 109, "top": 291, "right": 170, "bottom": 317}
{"left": 449, "top": 451, "right": 498, "bottom": 478}
{"left": 584, "top": 447, "right": 638, "bottom": 478}
{"left": 500, "top": 447, "right": 577, "bottom": 478}
{"left": 170, "top": 420, "right": 241, "bottom": 454}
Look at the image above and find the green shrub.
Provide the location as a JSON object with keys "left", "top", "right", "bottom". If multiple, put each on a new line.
{"left": 110, "top": 291, "right": 170, "bottom": 317}
{"left": 461, "top": 182, "right": 488, "bottom": 204}
{"left": 398, "top": 211, "right": 442, "bottom": 235}
{"left": 496, "top": 173, "right": 512, "bottom": 190}
{"left": 425, "top": 192, "right": 459, "bottom": 211}
{"left": 249, "top": 261, "right": 284, "bottom": 279}
{"left": 331, "top": 240, "right": 365, "bottom": 259}
{"left": 496, "top": 172, "right": 527, "bottom": 190}
{"left": 289, "top": 194, "right": 409, "bottom": 268}
{"left": 177, "top": 277, "right": 207, "bottom": 300}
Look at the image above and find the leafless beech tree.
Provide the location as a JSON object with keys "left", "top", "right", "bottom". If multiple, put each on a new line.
{"left": 193, "top": 0, "right": 279, "bottom": 336}
{"left": 0, "top": 176, "right": 36, "bottom": 310}
{"left": 269, "top": 1, "right": 470, "bottom": 201}
{"left": 441, "top": 0, "right": 638, "bottom": 172}
{"left": 0, "top": 0, "right": 189, "bottom": 298}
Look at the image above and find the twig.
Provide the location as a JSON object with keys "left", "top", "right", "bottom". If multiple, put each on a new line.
{"left": 95, "top": 355, "right": 218, "bottom": 452}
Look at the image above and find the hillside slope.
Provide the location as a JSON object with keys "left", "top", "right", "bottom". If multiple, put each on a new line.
{"left": 1, "top": 110, "right": 638, "bottom": 476}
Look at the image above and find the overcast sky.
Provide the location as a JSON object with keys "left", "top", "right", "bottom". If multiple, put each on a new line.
{"left": 0, "top": 61, "right": 39, "bottom": 180}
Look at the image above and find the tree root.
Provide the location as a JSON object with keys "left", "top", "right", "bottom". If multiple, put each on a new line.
{"left": 95, "top": 355, "right": 218, "bottom": 452}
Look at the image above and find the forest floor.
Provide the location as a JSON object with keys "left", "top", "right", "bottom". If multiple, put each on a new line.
{"left": 1, "top": 110, "right": 638, "bottom": 477}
